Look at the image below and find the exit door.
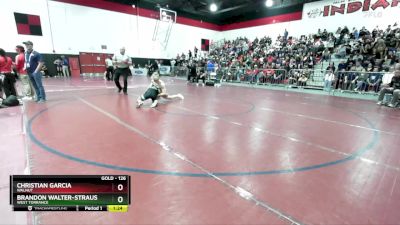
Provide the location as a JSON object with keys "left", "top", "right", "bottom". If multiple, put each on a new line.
{"left": 69, "top": 57, "right": 80, "bottom": 78}
{"left": 79, "top": 52, "right": 113, "bottom": 75}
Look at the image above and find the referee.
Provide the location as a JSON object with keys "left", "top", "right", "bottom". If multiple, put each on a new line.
{"left": 113, "top": 47, "right": 132, "bottom": 95}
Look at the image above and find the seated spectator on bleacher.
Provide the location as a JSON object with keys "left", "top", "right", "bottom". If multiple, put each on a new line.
{"left": 361, "top": 40, "right": 374, "bottom": 56}
{"left": 260, "top": 65, "right": 274, "bottom": 83}
{"left": 367, "top": 68, "right": 383, "bottom": 93}
{"left": 324, "top": 69, "right": 335, "bottom": 91}
{"left": 304, "top": 54, "right": 315, "bottom": 68}
{"left": 374, "top": 38, "right": 387, "bottom": 59}
{"left": 344, "top": 67, "right": 358, "bottom": 90}
{"left": 288, "top": 71, "right": 299, "bottom": 85}
{"left": 335, "top": 45, "right": 347, "bottom": 58}
{"left": 272, "top": 65, "right": 284, "bottom": 84}
{"left": 335, "top": 68, "right": 346, "bottom": 90}
{"left": 242, "top": 68, "right": 252, "bottom": 82}
{"left": 366, "top": 63, "right": 374, "bottom": 72}
{"left": 250, "top": 65, "right": 260, "bottom": 83}
{"left": 298, "top": 72, "right": 308, "bottom": 87}
{"left": 377, "top": 64, "right": 400, "bottom": 107}
{"left": 354, "top": 52, "right": 364, "bottom": 62}
{"left": 354, "top": 69, "right": 369, "bottom": 92}
{"left": 338, "top": 60, "right": 347, "bottom": 71}
{"left": 354, "top": 61, "right": 364, "bottom": 72}
{"left": 326, "top": 62, "right": 336, "bottom": 73}
{"left": 175, "top": 22, "right": 399, "bottom": 93}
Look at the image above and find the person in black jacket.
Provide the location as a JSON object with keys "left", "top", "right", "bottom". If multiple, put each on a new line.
{"left": 377, "top": 64, "right": 400, "bottom": 107}
{"left": 148, "top": 60, "right": 159, "bottom": 76}
{"left": 187, "top": 62, "right": 197, "bottom": 82}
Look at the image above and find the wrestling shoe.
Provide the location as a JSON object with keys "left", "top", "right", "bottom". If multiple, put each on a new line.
{"left": 150, "top": 100, "right": 158, "bottom": 108}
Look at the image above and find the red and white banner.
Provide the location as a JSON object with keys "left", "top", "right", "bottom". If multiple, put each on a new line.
{"left": 303, "top": 0, "right": 400, "bottom": 19}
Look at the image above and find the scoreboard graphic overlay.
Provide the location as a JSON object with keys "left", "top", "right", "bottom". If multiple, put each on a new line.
{"left": 10, "top": 175, "right": 131, "bottom": 212}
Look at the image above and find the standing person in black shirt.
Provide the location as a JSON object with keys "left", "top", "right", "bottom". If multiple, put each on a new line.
{"left": 149, "top": 60, "right": 159, "bottom": 75}
{"left": 187, "top": 62, "right": 197, "bottom": 82}
{"left": 194, "top": 47, "right": 198, "bottom": 58}
{"left": 188, "top": 50, "right": 192, "bottom": 59}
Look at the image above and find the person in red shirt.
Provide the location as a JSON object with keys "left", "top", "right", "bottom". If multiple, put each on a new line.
{"left": 15, "top": 45, "right": 34, "bottom": 100}
{"left": 0, "top": 48, "right": 17, "bottom": 98}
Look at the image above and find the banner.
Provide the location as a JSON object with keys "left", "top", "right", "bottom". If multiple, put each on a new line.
{"left": 131, "top": 68, "right": 147, "bottom": 76}
{"left": 159, "top": 66, "right": 171, "bottom": 75}
{"left": 14, "top": 12, "right": 42, "bottom": 36}
{"left": 201, "top": 39, "right": 210, "bottom": 51}
{"left": 303, "top": 0, "right": 400, "bottom": 20}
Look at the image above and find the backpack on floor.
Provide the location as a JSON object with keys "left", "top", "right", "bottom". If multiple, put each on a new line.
{"left": 2, "top": 95, "right": 20, "bottom": 107}
{"left": 205, "top": 80, "right": 215, "bottom": 86}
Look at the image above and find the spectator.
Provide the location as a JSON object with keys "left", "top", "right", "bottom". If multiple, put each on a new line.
{"left": 187, "top": 62, "right": 197, "bottom": 82}
{"left": 377, "top": 64, "right": 400, "bottom": 107}
{"left": 148, "top": 60, "right": 159, "bottom": 76}
{"left": 326, "top": 62, "right": 336, "bottom": 73}
{"left": 53, "top": 57, "right": 62, "bottom": 77}
{"left": 61, "top": 55, "right": 70, "bottom": 77}
{"left": 353, "top": 27, "right": 359, "bottom": 40}
{"left": 207, "top": 60, "right": 215, "bottom": 72}
{"left": 338, "top": 60, "right": 347, "bottom": 71}
{"left": 284, "top": 29, "right": 288, "bottom": 42}
{"left": 298, "top": 72, "right": 308, "bottom": 87}
{"left": 324, "top": 69, "right": 335, "bottom": 91}
{"left": 335, "top": 68, "right": 346, "bottom": 90}
{"left": 322, "top": 48, "right": 330, "bottom": 63}
{"left": 15, "top": 45, "right": 34, "bottom": 100}
{"left": 23, "top": 41, "right": 46, "bottom": 103}
{"left": 170, "top": 58, "right": 176, "bottom": 75}
{"left": 194, "top": 47, "right": 198, "bottom": 58}
{"left": 272, "top": 65, "right": 284, "bottom": 84}
{"left": 105, "top": 57, "right": 114, "bottom": 81}
{"left": 41, "top": 64, "right": 50, "bottom": 77}
{"left": 174, "top": 23, "right": 398, "bottom": 94}
{"left": 0, "top": 48, "right": 17, "bottom": 98}
{"left": 335, "top": 45, "right": 347, "bottom": 58}
{"left": 367, "top": 67, "right": 383, "bottom": 93}
{"left": 344, "top": 67, "right": 358, "bottom": 90}
{"left": 354, "top": 69, "right": 369, "bottom": 92}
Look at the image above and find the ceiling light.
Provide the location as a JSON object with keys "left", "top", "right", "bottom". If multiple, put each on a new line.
{"left": 210, "top": 3, "right": 218, "bottom": 12}
{"left": 265, "top": 0, "right": 273, "bottom": 7}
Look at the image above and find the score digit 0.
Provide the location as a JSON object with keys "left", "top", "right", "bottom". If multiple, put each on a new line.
{"left": 117, "top": 196, "right": 124, "bottom": 203}
{"left": 117, "top": 184, "right": 124, "bottom": 191}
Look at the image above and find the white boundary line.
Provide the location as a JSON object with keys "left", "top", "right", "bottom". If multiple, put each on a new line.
{"left": 172, "top": 105, "right": 400, "bottom": 172}
{"left": 78, "top": 97, "right": 305, "bottom": 225}
{"left": 259, "top": 107, "right": 399, "bottom": 136}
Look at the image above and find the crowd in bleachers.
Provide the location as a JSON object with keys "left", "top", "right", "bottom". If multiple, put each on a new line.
{"left": 174, "top": 23, "right": 400, "bottom": 94}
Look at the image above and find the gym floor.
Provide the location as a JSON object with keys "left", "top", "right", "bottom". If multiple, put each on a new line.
{"left": 2, "top": 76, "right": 400, "bottom": 225}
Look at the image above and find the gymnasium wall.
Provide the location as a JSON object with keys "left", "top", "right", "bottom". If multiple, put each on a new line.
{"left": 0, "top": 0, "right": 218, "bottom": 59}
{"left": 1, "top": 0, "right": 398, "bottom": 60}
